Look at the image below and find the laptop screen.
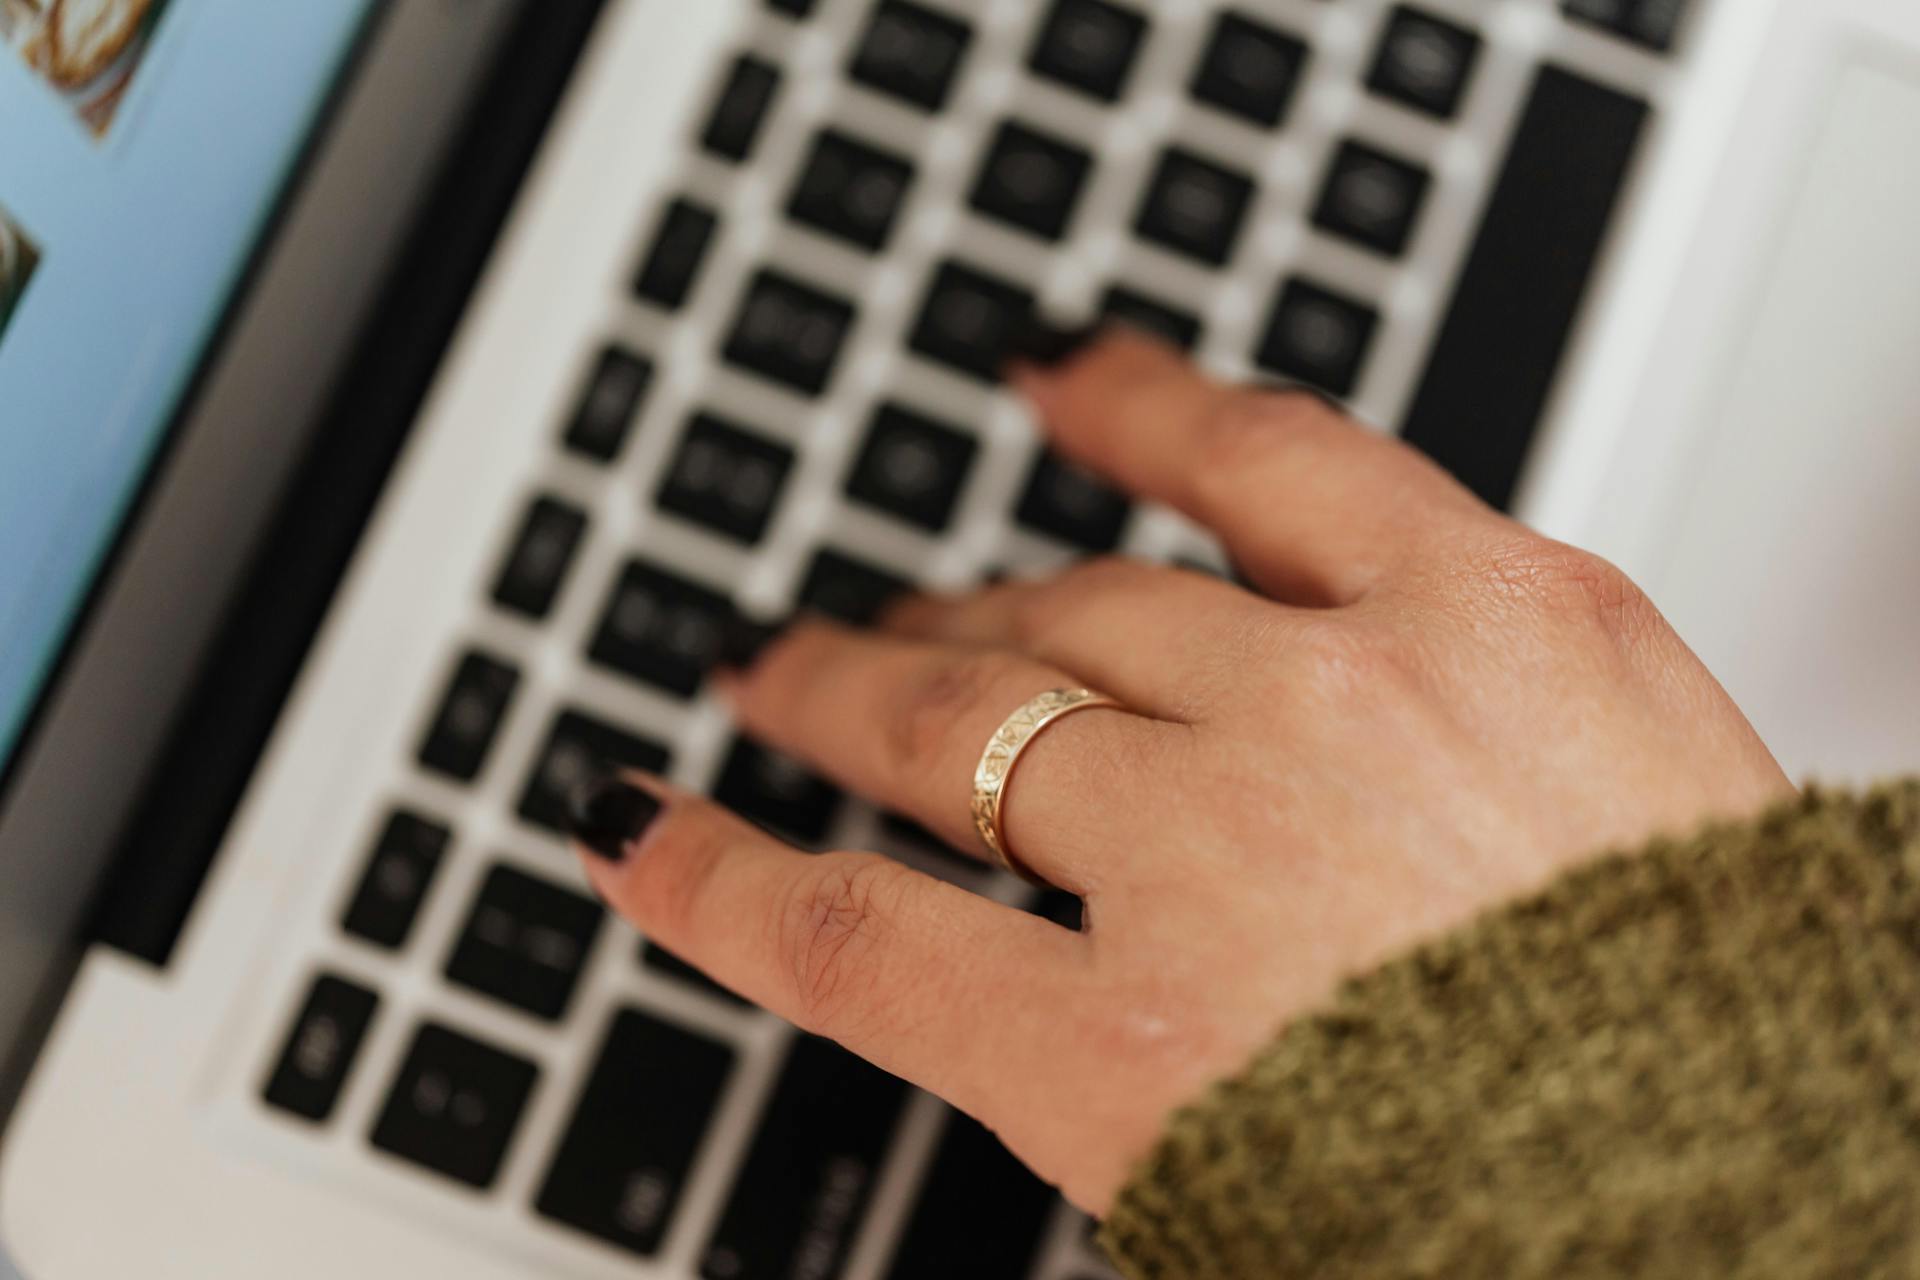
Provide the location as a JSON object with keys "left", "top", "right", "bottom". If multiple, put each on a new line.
{"left": 0, "top": 0, "right": 376, "bottom": 774}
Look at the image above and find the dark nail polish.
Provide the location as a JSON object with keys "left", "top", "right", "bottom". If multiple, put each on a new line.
{"left": 716, "top": 610, "right": 790, "bottom": 671}
{"left": 565, "top": 775, "right": 662, "bottom": 863}
{"left": 1004, "top": 317, "right": 1103, "bottom": 371}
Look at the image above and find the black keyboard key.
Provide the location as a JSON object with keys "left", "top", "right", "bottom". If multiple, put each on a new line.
{"left": 492, "top": 496, "right": 587, "bottom": 620}
{"left": 263, "top": 974, "right": 379, "bottom": 1123}
{"left": 1133, "top": 146, "right": 1255, "bottom": 266}
{"left": 798, "top": 549, "right": 912, "bottom": 625}
{"left": 1028, "top": 0, "right": 1147, "bottom": 102}
{"left": 701, "top": 1036, "right": 910, "bottom": 1280}
{"left": 641, "top": 940, "right": 752, "bottom": 1007}
{"left": 519, "top": 710, "right": 672, "bottom": 834}
{"left": 655, "top": 412, "right": 796, "bottom": 545}
{"left": 1255, "top": 278, "right": 1380, "bottom": 397}
{"left": 634, "top": 198, "right": 719, "bottom": 309}
{"left": 884, "top": 1110, "right": 1056, "bottom": 1279}
{"left": 908, "top": 259, "right": 1034, "bottom": 383}
{"left": 537, "top": 1010, "right": 735, "bottom": 1256}
{"left": 970, "top": 119, "right": 1093, "bottom": 242}
{"left": 1100, "top": 286, "right": 1202, "bottom": 350}
{"left": 562, "top": 347, "right": 651, "bottom": 462}
{"left": 849, "top": 0, "right": 973, "bottom": 112}
{"left": 788, "top": 129, "right": 916, "bottom": 252}
{"left": 703, "top": 55, "right": 781, "bottom": 160}
{"left": 1562, "top": 0, "right": 1689, "bottom": 53}
{"left": 446, "top": 864, "right": 604, "bottom": 1022}
{"left": 342, "top": 810, "right": 449, "bottom": 949}
{"left": 417, "top": 650, "right": 518, "bottom": 783}
{"left": 712, "top": 736, "right": 843, "bottom": 843}
{"left": 371, "top": 1022, "right": 538, "bottom": 1190}
{"left": 1403, "top": 68, "right": 1649, "bottom": 510}
{"left": 1312, "top": 140, "right": 1431, "bottom": 258}
{"left": 722, "top": 270, "right": 856, "bottom": 397}
{"left": 1368, "top": 6, "right": 1482, "bottom": 120}
{"left": 588, "top": 559, "right": 737, "bottom": 698}
{"left": 845, "top": 402, "right": 978, "bottom": 533}
{"left": 1189, "top": 11, "right": 1308, "bottom": 127}
{"left": 1015, "top": 450, "right": 1132, "bottom": 552}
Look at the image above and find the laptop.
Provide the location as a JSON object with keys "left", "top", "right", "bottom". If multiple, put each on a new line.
{"left": 4, "top": 0, "right": 1919, "bottom": 1275}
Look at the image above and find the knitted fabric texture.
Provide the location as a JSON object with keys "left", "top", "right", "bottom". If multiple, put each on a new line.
{"left": 1101, "top": 782, "right": 1920, "bottom": 1279}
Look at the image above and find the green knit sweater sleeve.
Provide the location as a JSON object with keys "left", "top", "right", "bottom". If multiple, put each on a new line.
{"left": 1100, "top": 782, "right": 1920, "bottom": 1279}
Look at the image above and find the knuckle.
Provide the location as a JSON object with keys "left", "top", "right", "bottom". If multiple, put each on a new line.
{"left": 889, "top": 649, "right": 1018, "bottom": 772}
{"left": 775, "top": 855, "right": 905, "bottom": 1030}
{"left": 1482, "top": 538, "right": 1659, "bottom": 647}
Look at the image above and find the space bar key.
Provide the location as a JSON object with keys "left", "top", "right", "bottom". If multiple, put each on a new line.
{"left": 1400, "top": 65, "right": 1652, "bottom": 512}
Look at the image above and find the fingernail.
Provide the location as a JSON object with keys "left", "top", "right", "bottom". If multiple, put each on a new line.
{"left": 1004, "top": 317, "right": 1103, "bottom": 371}
{"left": 716, "top": 609, "right": 790, "bottom": 671}
{"left": 565, "top": 774, "right": 662, "bottom": 863}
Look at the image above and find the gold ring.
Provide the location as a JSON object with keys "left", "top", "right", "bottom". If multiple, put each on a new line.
{"left": 971, "top": 687, "right": 1123, "bottom": 885}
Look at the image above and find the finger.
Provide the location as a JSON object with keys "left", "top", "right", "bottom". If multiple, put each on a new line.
{"left": 882, "top": 557, "right": 1292, "bottom": 721}
{"left": 573, "top": 776, "right": 1084, "bottom": 1117}
{"left": 723, "top": 617, "right": 1176, "bottom": 889}
{"left": 1013, "top": 331, "right": 1490, "bottom": 604}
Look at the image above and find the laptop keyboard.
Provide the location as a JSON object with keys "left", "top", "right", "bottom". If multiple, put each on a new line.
{"left": 257, "top": 0, "right": 1690, "bottom": 1275}
{"left": 536, "top": 1009, "right": 737, "bottom": 1257}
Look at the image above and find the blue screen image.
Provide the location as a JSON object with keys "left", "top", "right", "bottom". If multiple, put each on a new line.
{"left": 0, "top": 0, "right": 375, "bottom": 772}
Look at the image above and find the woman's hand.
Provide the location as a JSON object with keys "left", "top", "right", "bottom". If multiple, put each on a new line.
{"left": 569, "top": 334, "right": 1793, "bottom": 1214}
